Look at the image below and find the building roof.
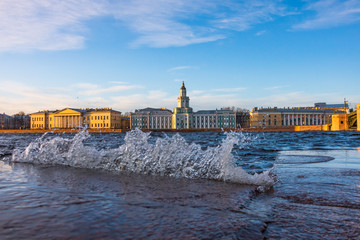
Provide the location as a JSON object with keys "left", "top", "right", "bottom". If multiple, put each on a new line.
{"left": 314, "top": 103, "right": 349, "bottom": 109}
{"left": 31, "top": 110, "right": 57, "bottom": 115}
{"left": 253, "top": 107, "right": 345, "bottom": 114}
{"left": 132, "top": 108, "right": 173, "bottom": 115}
{"left": 0, "top": 113, "right": 12, "bottom": 119}
{"left": 31, "top": 108, "right": 121, "bottom": 115}
{"left": 195, "top": 109, "right": 235, "bottom": 114}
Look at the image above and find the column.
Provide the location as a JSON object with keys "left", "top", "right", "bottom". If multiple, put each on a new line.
{"left": 288, "top": 114, "right": 291, "bottom": 126}
{"left": 312, "top": 114, "right": 315, "bottom": 125}
{"left": 301, "top": 114, "right": 305, "bottom": 126}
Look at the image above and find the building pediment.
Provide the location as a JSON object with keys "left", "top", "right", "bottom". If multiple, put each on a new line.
{"left": 55, "top": 108, "right": 84, "bottom": 115}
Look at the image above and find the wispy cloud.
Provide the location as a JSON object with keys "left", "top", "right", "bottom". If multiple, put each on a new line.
{"left": 213, "top": 0, "right": 290, "bottom": 31}
{"left": 3, "top": 1, "right": 358, "bottom": 51}
{"left": 264, "top": 85, "right": 289, "bottom": 90}
{"left": 109, "top": 81, "right": 129, "bottom": 85}
{"left": 255, "top": 30, "right": 267, "bottom": 36}
{"left": 74, "top": 82, "right": 143, "bottom": 96}
{"left": 168, "top": 66, "right": 193, "bottom": 72}
{"left": 293, "top": 0, "right": 360, "bottom": 29}
{"left": 173, "top": 78, "right": 184, "bottom": 83}
{"left": 0, "top": 0, "right": 292, "bottom": 52}
{"left": 0, "top": 0, "right": 107, "bottom": 52}
{"left": 212, "top": 87, "right": 247, "bottom": 92}
{"left": 0, "top": 80, "right": 81, "bottom": 114}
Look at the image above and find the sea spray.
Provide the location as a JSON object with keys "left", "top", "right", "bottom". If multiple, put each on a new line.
{"left": 11, "top": 129, "right": 276, "bottom": 187}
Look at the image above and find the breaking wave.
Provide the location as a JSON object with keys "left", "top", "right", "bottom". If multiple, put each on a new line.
{"left": 11, "top": 129, "right": 275, "bottom": 187}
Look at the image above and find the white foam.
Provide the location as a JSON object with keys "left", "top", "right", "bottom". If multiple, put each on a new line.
{"left": 11, "top": 129, "right": 276, "bottom": 187}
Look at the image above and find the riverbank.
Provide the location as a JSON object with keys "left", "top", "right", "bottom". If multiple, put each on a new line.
{"left": 0, "top": 125, "right": 357, "bottom": 133}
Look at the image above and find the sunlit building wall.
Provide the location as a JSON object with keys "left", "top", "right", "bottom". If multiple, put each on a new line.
{"left": 30, "top": 108, "right": 129, "bottom": 130}
{"left": 250, "top": 105, "right": 344, "bottom": 128}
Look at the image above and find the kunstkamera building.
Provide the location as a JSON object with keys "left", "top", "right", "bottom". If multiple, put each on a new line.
{"left": 130, "top": 82, "right": 236, "bottom": 130}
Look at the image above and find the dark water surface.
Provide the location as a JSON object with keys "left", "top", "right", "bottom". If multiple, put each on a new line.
{"left": 0, "top": 131, "right": 360, "bottom": 239}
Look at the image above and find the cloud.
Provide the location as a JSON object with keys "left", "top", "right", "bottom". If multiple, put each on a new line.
{"left": 0, "top": 0, "right": 108, "bottom": 52}
{"left": 173, "top": 78, "right": 184, "bottom": 83}
{"left": 74, "top": 82, "right": 143, "bottom": 96}
{"left": 264, "top": 85, "right": 289, "bottom": 90}
{"left": 0, "top": 80, "right": 143, "bottom": 114}
{"left": 0, "top": 0, "right": 292, "bottom": 52}
{"left": 212, "top": 87, "right": 247, "bottom": 92}
{"left": 212, "top": 0, "right": 289, "bottom": 31}
{"left": 255, "top": 30, "right": 267, "bottom": 36}
{"left": 168, "top": 66, "right": 193, "bottom": 72}
{"left": 189, "top": 90, "right": 205, "bottom": 95}
{"left": 109, "top": 81, "right": 129, "bottom": 85}
{"left": 4, "top": 0, "right": 358, "bottom": 51}
{"left": 111, "top": 93, "right": 174, "bottom": 112}
{"left": 293, "top": 0, "right": 360, "bottom": 29}
{"left": 0, "top": 80, "right": 80, "bottom": 114}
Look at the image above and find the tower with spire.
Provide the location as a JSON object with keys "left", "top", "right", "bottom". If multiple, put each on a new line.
{"left": 173, "top": 81, "right": 193, "bottom": 129}
{"left": 177, "top": 81, "right": 190, "bottom": 108}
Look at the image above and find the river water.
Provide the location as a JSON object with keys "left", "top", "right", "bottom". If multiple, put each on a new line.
{"left": 0, "top": 130, "right": 359, "bottom": 239}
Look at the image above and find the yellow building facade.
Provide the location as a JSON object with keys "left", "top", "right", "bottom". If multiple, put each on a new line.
{"left": 331, "top": 114, "right": 349, "bottom": 131}
{"left": 31, "top": 108, "right": 129, "bottom": 130}
{"left": 357, "top": 104, "right": 360, "bottom": 131}
{"left": 250, "top": 106, "right": 340, "bottom": 128}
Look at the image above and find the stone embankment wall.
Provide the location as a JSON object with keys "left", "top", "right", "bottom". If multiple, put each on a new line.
{"left": 0, "top": 129, "right": 128, "bottom": 133}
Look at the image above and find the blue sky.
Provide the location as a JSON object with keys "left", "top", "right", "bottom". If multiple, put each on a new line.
{"left": 0, "top": 0, "right": 359, "bottom": 114}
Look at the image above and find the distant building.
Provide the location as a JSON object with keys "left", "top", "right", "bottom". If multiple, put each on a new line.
{"left": 12, "top": 114, "right": 30, "bottom": 129}
{"left": 0, "top": 113, "right": 12, "bottom": 129}
{"left": 130, "top": 108, "right": 173, "bottom": 129}
{"left": 235, "top": 111, "right": 250, "bottom": 128}
{"left": 250, "top": 103, "right": 348, "bottom": 128}
{"left": 314, "top": 102, "right": 349, "bottom": 112}
{"left": 130, "top": 82, "right": 236, "bottom": 130}
{"left": 30, "top": 108, "right": 129, "bottom": 130}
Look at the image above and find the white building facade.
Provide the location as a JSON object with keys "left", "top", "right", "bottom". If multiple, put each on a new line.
{"left": 130, "top": 108, "right": 173, "bottom": 129}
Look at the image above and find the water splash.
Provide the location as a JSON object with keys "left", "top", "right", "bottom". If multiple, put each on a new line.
{"left": 11, "top": 129, "right": 276, "bottom": 187}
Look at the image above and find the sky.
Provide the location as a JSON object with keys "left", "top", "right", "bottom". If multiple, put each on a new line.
{"left": 0, "top": 0, "right": 359, "bottom": 115}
